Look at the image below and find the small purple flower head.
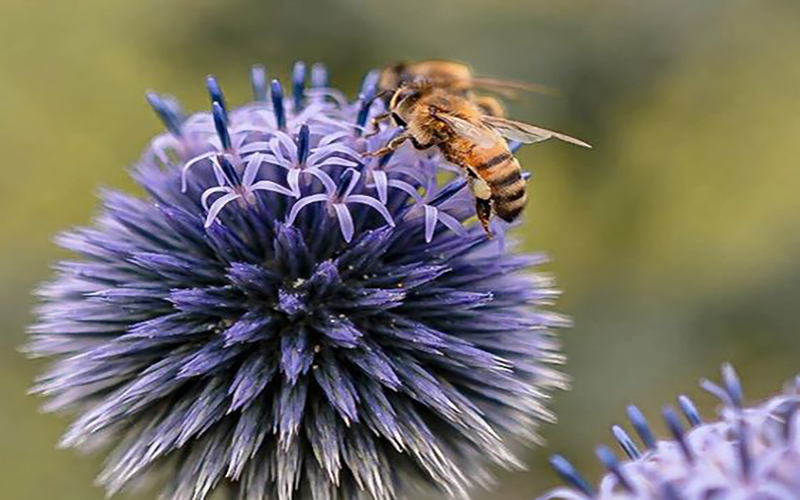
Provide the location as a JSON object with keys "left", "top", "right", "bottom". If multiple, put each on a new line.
{"left": 542, "top": 364, "right": 800, "bottom": 500}
{"left": 27, "top": 63, "right": 569, "bottom": 500}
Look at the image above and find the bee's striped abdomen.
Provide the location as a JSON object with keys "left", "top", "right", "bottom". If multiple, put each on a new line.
{"left": 473, "top": 151, "right": 527, "bottom": 223}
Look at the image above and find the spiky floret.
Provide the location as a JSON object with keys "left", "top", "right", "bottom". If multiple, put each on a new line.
{"left": 28, "top": 62, "right": 568, "bottom": 500}
{"left": 542, "top": 364, "right": 800, "bottom": 500}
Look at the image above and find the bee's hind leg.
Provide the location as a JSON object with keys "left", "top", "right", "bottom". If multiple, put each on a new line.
{"left": 465, "top": 167, "right": 494, "bottom": 238}
{"left": 475, "top": 198, "right": 493, "bottom": 238}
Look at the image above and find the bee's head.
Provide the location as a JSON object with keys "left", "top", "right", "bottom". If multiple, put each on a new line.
{"left": 378, "top": 62, "right": 408, "bottom": 93}
{"left": 387, "top": 85, "right": 412, "bottom": 127}
{"left": 388, "top": 82, "right": 428, "bottom": 127}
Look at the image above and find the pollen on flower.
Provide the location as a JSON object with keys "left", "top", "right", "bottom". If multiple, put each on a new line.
{"left": 541, "top": 364, "right": 800, "bottom": 500}
{"left": 28, "top": 62, "right": 569, "bottom": 500}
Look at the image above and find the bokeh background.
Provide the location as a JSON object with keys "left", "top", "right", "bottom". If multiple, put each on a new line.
{"left": 3, "top": 0, "right": 800, "bottom": 498}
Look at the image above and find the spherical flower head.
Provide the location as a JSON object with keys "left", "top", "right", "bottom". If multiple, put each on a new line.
{"left": 27, "top": 62, "right": 569, "bottom": 500}
{"left": 542, "top": 364, "right": 800, "bottom": 500}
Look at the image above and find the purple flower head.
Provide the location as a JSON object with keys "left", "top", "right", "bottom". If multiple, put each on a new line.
{"left": 27, "top": 62, "right": 568, "bottom": 500}
{"left": 542, "top": 364, "right": 800, "bottom": 500}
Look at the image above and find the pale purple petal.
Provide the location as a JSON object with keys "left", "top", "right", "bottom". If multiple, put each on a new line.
{"left": 424, "top": 205, "right": 438, "bottom": 243}
{"left": 268, "top": 137, "right": 294, "bottom": 166}
{"left": 210, "top": 156, "right": 230, "bottom": 186}
{"left": 238, "top": 141, "right": 272, "bottom": 155}
{"left": 204, "top": 192, "right": 241, "bottom": 228}
{"left": 181, "top": 152, "right": 216, "bottom": 192}
{"left": 149, "top": 134, "right": 180, "bottom": 165}
{"left": 271, "top": 131, "right": 298, "bottom": 161}
{"left": 436, "top": 210, "right": 467, "bottom": 238}
{"left": 260, "top": 153, "right": 292, "bottom": 169}
{"left": 307, "top": 144, "right": 361, "bottom": 164}
{"left": 305, "top": 167, "right": 336, "bottom": 195}
{"left": 287, "top": 169, "right": 302, "bottom": 197}
{"left": 250, "top": 180, "right": 296, "bottom": 198}
{"left": 388, "top": 165, "right": 431, "bottom": 187}
{"left": 318, "top": 130, "right": 351, "bottom": 146}
{"left": 232, "top": 131, "right": 250, "bottom": 149}
{"left": 387, "top": 179, "right": 423, "bottom": 203}
{"left": 343, "top": 169, "right": 361, "bottom": 198}
{"left": 331, "top": 203, "right": 355, "bottom": 242}
{"left": 313, "top": 158, "right": 360, "bottom": 169}
{"left": 286, "top": 193, "right": 329, "bottom": 226}
{"left": 200, "top": 186, "right": 231, "bottom": 211}
{"left": 243, "top": 154, "right": 265, "bottom": 186}
{"left": 346, "top": 195, "right": 395, "bottom": 227}
{"left": 372, "top": 171, "right": 389, "bottom": 204}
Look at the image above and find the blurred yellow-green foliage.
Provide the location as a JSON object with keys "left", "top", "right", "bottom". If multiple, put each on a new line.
{"left": 3, "top": 0, "right": 800, "bottom": 499}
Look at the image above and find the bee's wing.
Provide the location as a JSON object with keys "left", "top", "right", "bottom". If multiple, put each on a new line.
{"left": 469, "top": 76, "right": 556, "bottom": 98}
{"left": 480, "top": 115, "right": 592, "bottom": 148}
{"left": 435, "top": 112, "right": 497, "bottom": 148}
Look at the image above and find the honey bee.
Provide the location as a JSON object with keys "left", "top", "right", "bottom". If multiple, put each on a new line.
{"left": 365, "top": 81, "right": 590, "bottom": 236}
{"left": 377, "top": 60, "right": 551, "bottom": 117}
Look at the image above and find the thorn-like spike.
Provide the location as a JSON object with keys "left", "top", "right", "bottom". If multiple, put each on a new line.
{"left": 778, "top": 401, "right": 800, "bottom": 443}
{"left": 292, "top": 61, "right": 306, "bottom": 110}
{"left": 612, "top": 425, "right": 640, "bottom": 459}
{"left": 355, "top": 69, "right": 381, "bottom": 130}
{"left": 145, "top": 91, "right": 182, "bottom": 136}
{"left": 334, "top": 169, "right": 358, "bottom": 199}
{"left": 218, "top": 155, "right": 241, "bottom": 185}
{"left": 737, "top": 418, "right": 751, "bottom": 480}
{"left": 377, "top": 149, "right": 395, "bottom": 168}
{"left": 251, "top": 65, "right": 268, "bottom": 102}
{"left": 596, "top": 445, "right": 634, "bottom": 493}
{"left": 663, "top": 406, "right": 694, "bottom": 464}
{"left": 297, "top": 125, "right": 310, "bottom": 165}
{"left": 678, "top": 395, "right": 702, "bottom": 427}
{"left": 722, "top": 363, "right": 744, "bottom": 408}
{"left": 271, "top": 79, "right": 286, "bottom": 130}
{"left": 359, "top": 69, "right": 380, "bottom": 97}
{"left": 311, "top": 63, "right": 328, "bottom": 88}
{"left": 626, "top": 405, "right": 656, "bottom": 450}
{"left": 212, "top": 102, "right": 231, "bottom": 151}
{"left": 549, "top": 455, "right": 594, "bottom": 497}
{"left": 206, "top": 75, "right": 227, "bottom": 114}
{"left": 160, "top": 95, "right": 185, "bottom": 123}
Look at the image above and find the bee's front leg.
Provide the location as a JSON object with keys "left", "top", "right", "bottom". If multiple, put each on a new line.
{"left": 364, "top": 112, "right": 392, "bottom": 138}
{"left": 363, "top": 132, "right": 412, "bottom": 158}
{"left": 410, "top": 137, "right": 436, "bottom": 150}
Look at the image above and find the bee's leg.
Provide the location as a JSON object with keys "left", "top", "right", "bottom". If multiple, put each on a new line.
{"left": 475, "top": 198, "right": 493, "bottom": 238}
{"left": 363, "top": 132, "right": 411, "bottom": 157}
{"left": 364, "top": 112, "right": 392, "bottom": 138}
{"left": 410, "top": 137, "right": 437, "bottom": 150}
{"left": 466, "top": 168, "right": 494, "bottom": 238}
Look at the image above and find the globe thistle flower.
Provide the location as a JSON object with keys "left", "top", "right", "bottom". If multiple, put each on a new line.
{"left": 542, "top": 364, "right": 800, "bottom": 499}
{"left": 27, "top": 62, "right": 569, "bottom": 500}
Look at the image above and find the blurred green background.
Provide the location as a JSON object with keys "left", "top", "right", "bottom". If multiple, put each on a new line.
{"left": 3, "top": 0, "right": 800, "bottom": 498}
